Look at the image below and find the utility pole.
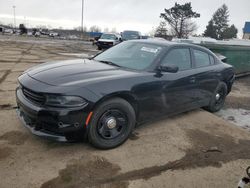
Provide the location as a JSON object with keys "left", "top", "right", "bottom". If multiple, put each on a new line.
{"left": 81, "top": 0, "right": 84, "bottom": 39}
{"left": 13, "top": 5, "right": 16, "bottom": 32}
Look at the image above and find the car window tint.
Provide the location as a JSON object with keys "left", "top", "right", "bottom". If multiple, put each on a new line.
{"left": 209, "top": 55, "right": 215, "bottom": 65}
{"left": 161, "top": 48, "right": 191, "bottom": 71}
{"left": 193, "top": 50, "right": 210, "bottom": 68}
{"left": 94, "top": 42, "right": 163, "bottom": 70}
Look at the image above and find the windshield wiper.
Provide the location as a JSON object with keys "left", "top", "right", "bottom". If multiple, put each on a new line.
{"left": 98, "top": 60, "right": 121, "bottom": 67}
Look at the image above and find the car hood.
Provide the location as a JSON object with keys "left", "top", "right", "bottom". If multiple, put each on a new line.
{"left": 26, "top": 59, "right": 137, "bottom": 87}
{"left": 98, "top": 39, "right": 115, "bottom": 42}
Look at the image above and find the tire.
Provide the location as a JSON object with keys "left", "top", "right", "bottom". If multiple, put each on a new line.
{"left": 88, "top": 98, "right": 136, "bottom": 149}
{"left": 204, "top": 82, "right": 228, "bottom": 112}
{"left": 97, "top": 46, "right": 102, "bottom": 50}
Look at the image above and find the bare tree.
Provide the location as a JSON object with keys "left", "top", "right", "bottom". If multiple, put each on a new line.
{"left": 155, "top": 21, "right": 168, "bottom": 38}
{"left": 182, "top": 20, "right": 198, "bottom": 37}
{"left": 111, "top": 27, "right": 117, "bottom": 33}
{"left": 74, "top": 26, "right": 87, "bottom": 32}
{"left": 103, "top": 27, "right": 109, "bottom": 32}
{"left": 160, "top": 2, "right": 200, "bottom": 38}
{"left": 89, "top": 25, "right": 101, "bottom": 32}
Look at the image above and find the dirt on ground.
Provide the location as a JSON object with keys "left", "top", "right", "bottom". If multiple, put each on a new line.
{"left": 225, "top": 95, "right": 250, "bottom": 110}
{"left": 225, "top": 76, "right": 250, "bottom": 110}
{"left": 41, "top": 128, "right": 250, "bottom": 188}
{"left": 0, "top": 130, "right": 28, "bottom": 145}
{"left": 0, "top": 35, "right": 250, "bottom": 188}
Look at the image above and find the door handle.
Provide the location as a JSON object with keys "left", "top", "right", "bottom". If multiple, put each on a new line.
{"left": 189, "top": 77, "right": 196, "bottom": 83}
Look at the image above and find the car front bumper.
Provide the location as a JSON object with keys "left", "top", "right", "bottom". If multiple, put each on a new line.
{"left": 97, "top": 42, "right": 114, "bottom": 49}
{"left": 16, "top": 87, "right": 90, "bottom": 142}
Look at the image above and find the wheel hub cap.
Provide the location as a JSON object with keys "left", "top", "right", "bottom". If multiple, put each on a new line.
{"left": 215, "top": 93, "right": 220, "bottom": 101}
{"left": 106, "top": 118, "right": 117, "bottom": 129}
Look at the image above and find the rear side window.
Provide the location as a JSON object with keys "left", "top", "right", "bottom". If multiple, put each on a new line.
{"left": 161, "top": 48, "right": 191, "bottom": 71}
{"left": 209, "top": 55, "right": 215, "bottom": 65}
{"left": 193, "top": 49, "right": 210, "bottom": 68}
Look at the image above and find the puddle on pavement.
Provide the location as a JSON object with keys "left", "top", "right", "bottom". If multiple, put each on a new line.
{"left": 41, "top": 129, "right": 250, "bottom": 187}
{"left": 216, "top": 108, "right": 250, "bottom": 130}
{"left": 0, "top": 131, "right": 28, "bottom": 145}
{"left": 41, "top": 156, "right": 128, "bottom": 188}
{"left": 0, "top": 104, "right": 13, "bottom": 110}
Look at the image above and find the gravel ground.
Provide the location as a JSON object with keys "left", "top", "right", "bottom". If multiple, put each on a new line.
{"left": 0, "top": 35, "right": 250, "bottom": 188}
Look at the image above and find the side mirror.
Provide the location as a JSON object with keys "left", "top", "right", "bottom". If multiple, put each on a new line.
{"left": 158, "top": 65, "right": 179, "bottom": 73}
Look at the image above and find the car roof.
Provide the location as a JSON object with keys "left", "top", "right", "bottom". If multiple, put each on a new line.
{"left": 128, "top": 39, "right": 211, "bottom": 52}
{"left": 102, "top": 33, "right": 121, "bottom": 37}
{"left": 123, "top": 30, "right": 140, "bottom": 33}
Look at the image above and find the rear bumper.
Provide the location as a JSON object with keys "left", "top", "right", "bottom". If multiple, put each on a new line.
{"left": 227, "top": 74, "right": 235, "bottom": 94}
{"left": 16, "top": 87, "right": 89, "bottom": 142}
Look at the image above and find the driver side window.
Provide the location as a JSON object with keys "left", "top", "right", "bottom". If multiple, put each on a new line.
{"left": 161, "top": 48, "right": 191, "bottom": 71}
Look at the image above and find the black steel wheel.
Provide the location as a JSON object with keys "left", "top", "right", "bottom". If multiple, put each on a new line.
{"left": 97, "top": 109, "right": 128, "bottom": 140}
{"left": 204, "top": 82, "right": 228, "bottom": 112}
{"left": 88, "top": 98, "right": 135, "bottom": 149}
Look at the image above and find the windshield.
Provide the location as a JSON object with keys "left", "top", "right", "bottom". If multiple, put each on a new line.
{"left": 122, "top": 31, "right": 140, "bottom": 40}
{"left": 94, "top": 41, "right": 163, "bottom": 70}
{"left": 100, "top": 34, "right": 117, "bottom": 40}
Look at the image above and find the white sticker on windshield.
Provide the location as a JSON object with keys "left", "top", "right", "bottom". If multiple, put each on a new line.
{"left": 141, "top": 47, "right": 159, "bottom": 53}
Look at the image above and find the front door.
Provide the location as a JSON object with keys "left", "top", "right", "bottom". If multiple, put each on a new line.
{"left": 159, "top": 47, "right": 199, "bottom": 113}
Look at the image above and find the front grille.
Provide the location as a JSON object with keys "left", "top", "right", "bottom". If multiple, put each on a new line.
{"left": 100, "top": 41, "right": 113, "bottom": 45}
{"left": 22, "top": 88, "right": 46, "bottom": 105}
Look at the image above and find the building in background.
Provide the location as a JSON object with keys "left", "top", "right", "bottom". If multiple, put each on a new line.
{"left": 243, "top": 22, "right": 250, "bottom": 39}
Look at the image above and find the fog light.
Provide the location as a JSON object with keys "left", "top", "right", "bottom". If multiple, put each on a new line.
{"left": 58, "top": 122, "right": 64, "bottom": 128}
{"left": 74, "top": 122, "right": 80, "bottom": 128}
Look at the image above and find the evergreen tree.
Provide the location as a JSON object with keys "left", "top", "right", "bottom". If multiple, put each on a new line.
{"left": 204, "top": 20, "right": 217, "bottom": 39}
{"left": 203, "top": 4, "right": 238, "bottom": 39}
{"left": 221, "top": 24, "right": 238, "bottom": 39}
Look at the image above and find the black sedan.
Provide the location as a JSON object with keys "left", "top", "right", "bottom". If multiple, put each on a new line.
{"left": 16, "top": 40, "right": 235, "bottom": 149}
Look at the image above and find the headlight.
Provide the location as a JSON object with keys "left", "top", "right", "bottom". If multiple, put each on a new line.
{"left": 45, "top": 95, "right": 87, "bottom": 107}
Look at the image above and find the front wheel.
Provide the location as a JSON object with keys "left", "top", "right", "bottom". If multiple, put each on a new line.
{"left": 204, "top": 82, "right": 228, "bottom": 112}
{"left": 88, "top": 98, "right": 136, "bottom": 149}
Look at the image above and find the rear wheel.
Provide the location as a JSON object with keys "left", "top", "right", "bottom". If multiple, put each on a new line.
{"left": 204, "top": 82, "right": 228, "bottom": 112}
{"left": 88, "top": 98, "right": 136, "bottom": 149}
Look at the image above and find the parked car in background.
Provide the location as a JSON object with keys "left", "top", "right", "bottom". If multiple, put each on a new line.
{"left": 68, "top": 35, "right": 78, "bottom": 40}
{"left": 141, "top": 35, "right": 149, "bottom": 39}
{"left": 0, "top": 27, "right": 4, "bottom": 33}
{"left": 88, "top": 32, "right": 103, "bottom": 45}
{"left": 16, "top": 40, "right": 235, "bottom": 149}
{"left": 27, "top": 31, "right": 33, "bottom": 36}
{"left": 4, "top": 28, "right": 13, "bottom": 34}
{"left": 34, "top": 31, "right": 41, "bottom": 37}
{"left": 97, "top": 33, "right": 121, "bottom": 50}
{"left": 121, "top": 30, "right": 141, "bottom": 41}
{"left": 49, "top": 32, "right": 59, "bottom": 37}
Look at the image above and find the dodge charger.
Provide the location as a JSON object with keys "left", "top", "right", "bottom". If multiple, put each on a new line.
{"left": 16, "top": 40, "right": 235, "bottom": 149}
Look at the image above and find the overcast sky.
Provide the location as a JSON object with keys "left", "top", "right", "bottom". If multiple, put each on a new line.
{"left": 0, "top": 0, "right": 249, "bottom": 37}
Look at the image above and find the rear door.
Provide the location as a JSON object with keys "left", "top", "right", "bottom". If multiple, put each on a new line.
{"left": 191, "top": 48, "right": 220, "bottom": 106}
